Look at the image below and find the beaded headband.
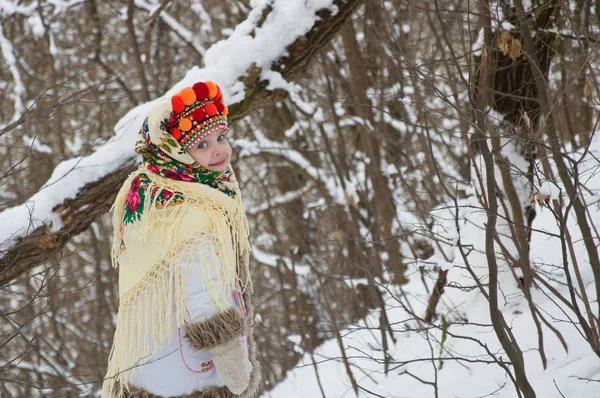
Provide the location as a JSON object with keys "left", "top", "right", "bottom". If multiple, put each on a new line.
{"left": 166, "top": 81, "right": 229, "bottom": 149}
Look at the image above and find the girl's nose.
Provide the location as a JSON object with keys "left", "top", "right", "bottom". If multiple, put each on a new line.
{"left": 213, "top": 147, "right": 222, "bottom": 157}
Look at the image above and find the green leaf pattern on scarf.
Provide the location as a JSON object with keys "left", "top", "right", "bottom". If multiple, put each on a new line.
{"left": 121, "top": 173, "right": 187, "bottom": 227}
{"left": 122, "top": 175, "right": 150, "bottom": 226}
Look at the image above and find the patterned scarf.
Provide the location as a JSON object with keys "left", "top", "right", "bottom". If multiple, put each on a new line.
{"left": 135, "top": 116, "right": 237, "bottom": 198}
{"left": 119, "top": 115, "right": 238, "bottom": 230}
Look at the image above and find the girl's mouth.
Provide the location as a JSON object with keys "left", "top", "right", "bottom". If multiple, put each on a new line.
{"left": 211, "top": 159, "right": 226, "bottom": 167}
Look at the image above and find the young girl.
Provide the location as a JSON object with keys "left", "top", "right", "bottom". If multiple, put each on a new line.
{"left": 102, "top": 81, "right": 260, "bottom": 398}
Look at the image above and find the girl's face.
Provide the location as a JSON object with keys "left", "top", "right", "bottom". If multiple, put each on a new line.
{"left": 186, "top": 131, "right": 232, "bottom": 172}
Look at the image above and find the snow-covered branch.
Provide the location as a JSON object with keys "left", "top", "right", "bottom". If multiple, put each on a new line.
{"left": 0, "top": 22, "right": 25, "bottom": 123}
{"left": 134, "top": 0, "right": 207, "bottom": 57}
{"left": 0, "top": 0, "right": 364, "bottom": 287}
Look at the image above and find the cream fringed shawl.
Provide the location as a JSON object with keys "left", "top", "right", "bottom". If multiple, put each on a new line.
{"left": 102, "top": 164, "right": 250, "bottom": 398}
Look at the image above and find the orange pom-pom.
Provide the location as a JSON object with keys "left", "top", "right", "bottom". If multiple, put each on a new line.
{"left": 222, "top": 105, "right": 228, "bottom": 116}
{"left": 205, "top": 81, "right": 218, "bottom": 98}
{"left": 205, "top": 103, "right": 217, "bottom": 116}
{"left": 179, "top": 88, "right": 196, "bottom": 106}
{"left": 171, "top": 96, "right": 185, "bottom": 113}
{"left": 171, "top": 127, "right": 182, "bottom": 140}
{"left": 179, "top": 118, "right": 192, "bottom": 131}
{"left": 193, "top": 82, "right": 209, "bottom": 100}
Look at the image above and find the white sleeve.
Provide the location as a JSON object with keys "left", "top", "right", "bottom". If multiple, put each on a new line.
{"left": 178, "top": 236, "right": 245, "bottom": 352}
{"left": 177, "top": 238, "right": 251, "bottom": 395}
{"left": 180, "top": 239, "right": 233, "bottom": 322}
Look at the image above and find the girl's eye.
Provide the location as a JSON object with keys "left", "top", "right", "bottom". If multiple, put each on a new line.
{"left": 217, "top": 134, "right": 226, "bottom": 142}
{"left": 197, "top": 142, "right": 208, "bottom": 150}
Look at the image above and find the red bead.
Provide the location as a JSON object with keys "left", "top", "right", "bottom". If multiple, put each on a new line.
{"left": 171, "top": 127, "right": 182, "bottom": 140}
{"left": 205, "top": 103, "right": 217, "bottom": 116}
{"left": 171, "top": 96, "right": 185, "bottom": 113}
{"left": 192, "top": 82, "right": 209, "bottom": 101}
{"left": 192, "top": 108, "right": 205, "bottom": 121}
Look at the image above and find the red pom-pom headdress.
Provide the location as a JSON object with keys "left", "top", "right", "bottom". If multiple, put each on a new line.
{"left": 165, "top": 81, "right": 229, "bottom": 149}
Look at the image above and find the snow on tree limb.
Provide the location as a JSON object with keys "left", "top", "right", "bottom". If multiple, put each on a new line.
{"left": 0, "top": 0, "right": 364, "bottom": 287}
{"left": 0, "top": 20, "right": 25, "bottom": 122}
{"left": 134, "top": 0, "right": 207, "bottom": 57}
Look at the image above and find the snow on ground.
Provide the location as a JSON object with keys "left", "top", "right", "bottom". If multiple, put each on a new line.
{"left": 266, "top": 134, "right": 600, "bottom": 398}
{"left": 0, "top": 0, "right": 335, "bottom": 251}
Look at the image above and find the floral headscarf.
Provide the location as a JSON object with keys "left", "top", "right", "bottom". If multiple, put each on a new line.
{"left": 135, "top": 94, "right": 237, "bottom": 198}
{"left": 120, "top": 93, "right": 237, "bottom": 228}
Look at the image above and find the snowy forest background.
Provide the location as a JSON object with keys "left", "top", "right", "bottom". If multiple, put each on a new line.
{"left": 1, "top": 0, "right": 600, "bottom": 397}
